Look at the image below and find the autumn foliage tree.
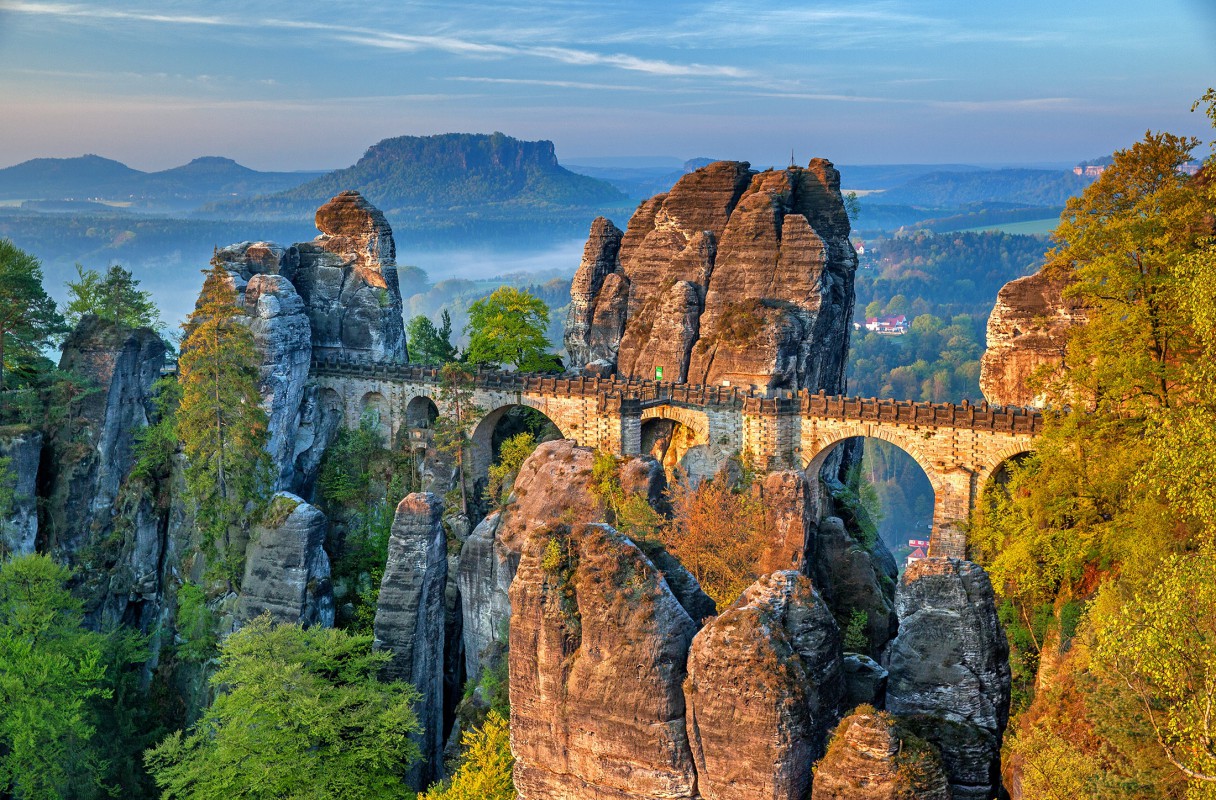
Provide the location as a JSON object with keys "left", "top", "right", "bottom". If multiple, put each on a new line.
{"left": 177, "top": 260, "right": 270, "bottom": 574}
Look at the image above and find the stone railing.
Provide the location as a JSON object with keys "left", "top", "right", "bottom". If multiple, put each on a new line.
{"left": 309, "top": 355, "right": 1044, "bottom": 435}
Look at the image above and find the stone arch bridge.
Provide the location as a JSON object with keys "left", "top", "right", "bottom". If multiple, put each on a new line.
{"left": 311, "top": 356, "right": 1041, "bottom": 559}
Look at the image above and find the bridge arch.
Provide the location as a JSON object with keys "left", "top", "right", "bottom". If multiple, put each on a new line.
{"left": 802, "top": 425, "right": 965, "bottom": 559}
{"left": 360, "top": 391, "right": 392, "bottom": 444}
{"left": 404, "top": 394, "right": 439, "bottom": 429}
{"left": 640, "top": 405, "right": 714, "bottom": 483}
{"left": 469, "top": 403, "right": 570, "bottom": 489}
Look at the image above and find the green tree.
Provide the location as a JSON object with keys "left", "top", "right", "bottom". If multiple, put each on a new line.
{"left": 420, "top": 711, "right": 513, "bottom": 800}
{"left": 486, "top": 431, "right": 536, "bottom": 509}
{"left": 407, "top": 310, "right": 458, "bottom": 365}
{"left": 464, "top": 287, "right": 557, "bottom": 371}
{"left": 65, "top": 264, "right": 162, "bottom": 330}
{"left": 1090, "top": 554, "right": 1216, "bottom": 792}
{"left": 433, "top": 362, "right": 482, "bottom": 517}
{"left": 145, "top": 615, "right": 422, "bottom": 800}
{"left": 177, "top": 260, "right": 270, "bottom": 574}
{"left": 0, "top": 554, "right": 126, "bottom": 799}
{"left": 0, "top": 239, "right": 65, "bottom": 396}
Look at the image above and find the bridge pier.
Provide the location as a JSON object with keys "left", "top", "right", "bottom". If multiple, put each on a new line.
{"left": 928, "top": 468, "right": 975, "bottom": 559}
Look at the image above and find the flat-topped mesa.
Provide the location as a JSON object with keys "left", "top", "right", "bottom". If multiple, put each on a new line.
{"left": 564, "top": 158, "right": 857, "bottom": 392}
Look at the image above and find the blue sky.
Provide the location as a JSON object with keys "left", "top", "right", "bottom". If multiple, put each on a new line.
{"left": 0, "top": 0, "right": 1212, "bottom": 171}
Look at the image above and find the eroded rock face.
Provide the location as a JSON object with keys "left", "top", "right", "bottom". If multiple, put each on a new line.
{"left": 980, "top": 268, "right": 1085, "bottom": 407}
{"left": 759, "top": 469, "right": 816, "bottom": 573}
{"left": 565, "top": 217, "right": 624, "bottom": 367}
{"left": 684, "top": 570, "right": 843, "bottom": 800}
{"left": 45, "top": 316, "right": 166, "bottom": 558}
{"left": 812, "top": 516, "right": 898, "bottom": 656}
{"left": 242, "top": 274, "right": 312, "bottom": 491}
{"left": 373, "top": 492, "right": 448, "bottom": 789}
{"left": 292, "top": 191, "right": 406, "bottom": 362}
{"left": 458, "top": 440, "right": 704, "bottom": 681}
{"left": 0, "top": 430, "right": 41, "bottom": 557}
{"left": 566, "top": 159, "right": 857, "bottom": 392}
{"left": 510, "top": 522, "right": 698, "bottom": 800}
{"left": 238, "top": 492, "right": 334, "bottom": 627}
{"left": 811, "top": 711, "right": 951, "bottom": 800}
{"left": 887, "top": 557, "right": 1011, "bottom": 800}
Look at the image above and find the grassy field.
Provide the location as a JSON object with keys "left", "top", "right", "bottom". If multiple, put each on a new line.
{"left": 960, "top": 217, "right": 1058, "bottom": 235}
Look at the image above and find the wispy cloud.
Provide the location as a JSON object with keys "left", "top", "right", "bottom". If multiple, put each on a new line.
{"left": 3, "top": 2, "right": 750, "bottom": 79}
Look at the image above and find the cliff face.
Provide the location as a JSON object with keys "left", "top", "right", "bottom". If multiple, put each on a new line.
{"left": 509, "top": 522, "right": 700, "bottom": 800}
{"left": 0, "top": 429, "right": 41, "bottom": 557}
{"left": 45, "top": 316, "right": 167, "bottom": 559}
{"left": 887, "top": 557, "right": 1012, "bottom": 800}
{"left": 238, "top": 492, "right": 333, "bottom": 627}
{"left": 373, "top": 492, "right": 448, "bottom": 790}
{"left": 979, "top": 269, "right": 1085, "bottom": 407}
{"left": 684, "top": 571, "right": 843, "bottom": 800}
{"left": 565, "top": 159, "right": 857, "bottom": 391}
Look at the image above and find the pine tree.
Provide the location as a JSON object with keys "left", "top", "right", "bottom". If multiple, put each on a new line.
{"left": 65, "top": 264, "right": 161, "bottom": 331}
{"left": 177, "top": 259, "right": 269, "bottom": 575}
{"left": 406, "top": 310, "right": 458, "bottom": 365}
{"left": 0, "top": 239, "right": 65, "bottom": 398}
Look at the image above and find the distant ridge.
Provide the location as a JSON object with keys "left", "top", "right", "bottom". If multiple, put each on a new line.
{"left": 205, "top": 132, "right": 628, "bottom": 219}
{"left": 0, "top": 154, "right": 323, "bottom": 210}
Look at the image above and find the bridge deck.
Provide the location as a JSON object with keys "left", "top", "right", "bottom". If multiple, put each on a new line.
{"left": 310, "top": 357, "right": 1043, "bottom": 435}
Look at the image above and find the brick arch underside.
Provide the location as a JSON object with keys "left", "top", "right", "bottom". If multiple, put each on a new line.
{"left": 802, "top": 424, "right": 944, "bottom": 496}
{"left": 639, "top": 405, "right": 710, "bottom": 445}
{"left": 468, "top": 401, "right": 577, "bottom": 479}
{"left": 973, "top": 442, "right": 1036, "bottom": 494}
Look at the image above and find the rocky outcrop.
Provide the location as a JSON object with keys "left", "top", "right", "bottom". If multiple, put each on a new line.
{"left": 980, "top": 268, "right": 1085, "bottom": 407}
{"left": 842, "top": 654, "right": 889, "bottom": 711}
{"left": 45, "top": 316, "right": 166, "bottom": 557}
{"left": 759, "top": 469, "right": 816, "bottom": 573}
{"left": 510, "top": 522, "right": 698, "bottom": 800}
{"left": 238, "top": 492, "right": 334, "bottom": 627}
{"left": 565, "top": 159, "right": 857, "bottom": 392}
{"left": 292, "top": 191, "right": 407, "bottom": 363}
{"left": 242, "top": 274, "right": 312, "bottom": 490}
{"left": 887, "top": 557, "right": 1011, "bottom": 800}
{"left": 811, "top": 710, "right": 951, "bottom": 800}
{"left": 0, "top": 429, "right": 41, "bottom": 557}
{"left": 458, "top": 440, "right": 709, "bottom": 681}
{"left": 457, "top": 511, "right": 513, "bottom": 684}
{"left": 373, "top": 493, "right": 448, "bottom": 789}
{"left": 684, "top": 571, "right": 843, "bottom": 800}
{"left": 565, "top": 217, "right": 624, "bottom": 367}
{"left": 812, "top": 516, "right": 898, "bottom": 656}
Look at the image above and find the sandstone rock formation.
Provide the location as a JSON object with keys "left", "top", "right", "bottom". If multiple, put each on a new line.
{"left": 510, "top": 522, "right": 699, "bottom": 800}
{"left": 842, "top": 654, "right": 889, "bottom": 711}
{"left": 292, "top": 191, "right": 407, "bottom": 363}
{"left": 373, "top": 492, "right": 448, "bottom": 789}
{"left": 242, "top": 273, "right": 312, "bottom": 490}
{"left": 684, "top": 570, "right": 843, "bottom": 800}
{"left": 458, "top": 440, "right": 713, "bottom": 681}
{"left": 44, "top": 316, "right": 166, "bottom": 557}
{"left": 887, "top": 557, "right": 1011, "bottom": 800}
{"left": 565, "top": 159, "right": 857, "bottom": 392}
{"left": 812, "top": 710, "right": 951, "bottom": 800}
{"left": 0, "top": 429, "right": 41, "bottom": 557}
{"left": 759, "top": 469, "right": 816, "bottom": 572}
{"left": 238, "top": 492, "right": 334, "bottom": 627}
{"left": 980, "top": 268, "right": 1085, "bottom": 407}
{"left": 812, "top": 516, "right": 898, "bottom": 656}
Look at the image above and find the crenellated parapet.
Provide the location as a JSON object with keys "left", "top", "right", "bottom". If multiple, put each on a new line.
{"left": 309, "top": 354, "right": 1041, "bottom": 559}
